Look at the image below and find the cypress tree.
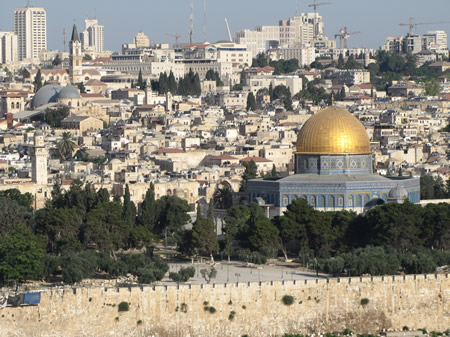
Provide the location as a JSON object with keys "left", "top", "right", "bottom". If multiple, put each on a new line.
{"left": 122, "top": 185, "right": 136, "bottom": 226}
{"left": 138, "top": 183, "right": 157, "bottom": 232}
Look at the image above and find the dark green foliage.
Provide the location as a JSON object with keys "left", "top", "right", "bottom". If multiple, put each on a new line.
{"left": 269, "top": 58, "right": 300, "bottom": 75}
{"left": 118, "top": 302, "right": 129, "bottom": 312}
{"left": 208, "top": 306, "right": 216, "bottom": 313}
{"left": 33, "top": 69, "right": 43, "bottom": 92}
{"left": 0, "top": 194, "right": 33, "bottom": 237}
{"left": 239, "top": 160, "right": 257, "bottom": 192}
{"left": 182, "top": 215, "right": 219, "bottom": 257}
{"left": 360, "top": 298, "right": 369, "bottom": 305}
{"left": 77, "top": 82, "right": 86, "bottom": 94}
{"left": 45, "top": 106, "right": 70, "bottom": 128}
{"left": 137, "top": 70, "right": 146, "bottom": 90}
{"left": 205, "top": 69, "right": 224, "bottom": 86}
{"left": 0, "top": 229, "right": 45, "bottom": 283}
{"left": 246, "top": 92, "right": 256, "bottom": 111}
{"left": 420, "top": 174, "right": 448, "bottom": 200}
{"left": 295, "top": 81, "right": 331, "bottom": 105}
{"left": 272, "top": 85, "right": 293, "bottom": 110}
{"left": 282, "top": 295, "right": 295, "bottom": 306}
{"left": 169, "top": 266, "right": 196, "bottom": 283}
{"left": 252, "top": 53, "right": 269, "bottom": 67}
{"left": 214, "top": 187, "right": 233, "bottom": 210}
{"left": 122, "top": 185, "right": 137, "bottom": 227}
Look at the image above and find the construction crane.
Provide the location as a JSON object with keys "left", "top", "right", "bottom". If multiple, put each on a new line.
{"left": 334, "top": 27, "right": 360, "bottom": 49}
{"left": 62, "top": 27, "right": 66, "bottom": 52}
{"left": 308, "top": 0, "right": 331, "bottom": 14}
{"left": 225, "top": 18, "right": 232, "bottom": 42}
{"left": 399, "top": 17, "right": 450, "bottom": 35}
{"left": 308, "top": 0, "right": 331, "bottom": 38}
{"left": 167, "top": 33, "right": 182, "bottom": 45}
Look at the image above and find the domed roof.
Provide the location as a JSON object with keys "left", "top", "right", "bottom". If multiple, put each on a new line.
{"left": 34, "top": 130, "right": 43, "bottom": 136}
{"left": 296, "top": 106, "right": 370, "bottom": 155}
{"left": 31, "top": 83, "right": 62, "bottom": 108}
{"left": 388, "top": 186, "right": 408, "bottom": 200}
{"left": 59, "top": 86, "right": 81, "bottom": 99}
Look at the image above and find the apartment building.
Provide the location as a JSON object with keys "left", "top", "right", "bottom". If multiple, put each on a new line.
{"left": 14, "top": 6, "right": 47, "bottom": 61}
{"left": 80, "top": 17, "right": 104, "bottom": 53}
{"left": 0, "top": 32, "right": 18, "bottom": 64}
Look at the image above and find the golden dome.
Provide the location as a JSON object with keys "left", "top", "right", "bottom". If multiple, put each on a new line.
{"left": 296, "top": 106, "right": 370, "bottom": 154}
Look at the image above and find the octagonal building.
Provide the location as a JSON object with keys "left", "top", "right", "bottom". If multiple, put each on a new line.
{"left": 247, "top": 106, "right": 420, "bottom": 218}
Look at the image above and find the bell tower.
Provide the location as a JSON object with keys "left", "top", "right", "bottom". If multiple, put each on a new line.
{"left": 69, "top": 24, "right": 83, "bottom": 84}
{"left": 31, "top": 130, "right": 48, "bottom": 185}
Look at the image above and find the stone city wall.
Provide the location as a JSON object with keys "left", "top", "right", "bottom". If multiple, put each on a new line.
{"left": 1, "top": 274, "right": 449, "bottom": 337}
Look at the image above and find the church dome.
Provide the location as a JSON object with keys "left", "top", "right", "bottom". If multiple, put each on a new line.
{"left": 296, "top": 106, "right": 370, "bottom": 155}
{"left": 59, "top": 86, "right": 81, "bottom": 99}
{"left": 388, "top": 186, "right": 408, "bottom": 200}
{"left": 31, "top": 83, "right": 63, "bottom": 108}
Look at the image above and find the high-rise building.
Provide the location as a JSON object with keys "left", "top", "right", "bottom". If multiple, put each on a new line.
{"left": 423, "top": 30, "right": 448, "bottom": 53}
{"left": 14, "top": 6, "right": 47, "bottom": 61}
{"left": 69, "top": 24, "right": 83, "bottom": 83}
{"left": 0, "top": 32, "right": 18, "bottom": 64}
{"left": 235, "top": 13, "right": 332, "bottom": 57}
{"left": 80, "top": 18, "right": 104, "bottom": 53}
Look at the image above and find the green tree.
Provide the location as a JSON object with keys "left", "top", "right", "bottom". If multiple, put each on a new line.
{"left": 213, "top": 186, "right": 233, "bottom": 209}
{"left": 0, "top": 229, "right": 45, "bottom": 285}
{"left": 190, "top": 216, "right": 219, "bottom": 258}
{"left": 252, "top": 53, "right": 268, "bottom": 67}
{"left": 153, "top": 196, "right": 191, "bottom": 245}
{"left": 122, "top": 185, "right": 137, "bottom": 227}
{"left": 137, "top": 69, "right": 146, "bottom": 90}
{"left": 0, "top": 196, "right": 32, "bottom": 237}
{"left": 168, "top": 70, "right": 177, "bottom": 93}
{"left": 169, "top": 266, "right": 195, "bottom": 283}
{"left": 138, "top": 183, "right": 157, "bottom": 231}
{"left": 57, "top": 132, "right": 76, "bottom": 160}
{"left": 45, "top": 106, "right": 70, "bottom": 127}
{"left": 337, "top": 54, "right": 345, "bottom": 69}
{"left": 424, "top": 78, "right": 441, "bottom": 96}
{"left": 246, "top": 92, "right": 256, "bottom": 111}
{"left": 77, "top": 82, "right": 86, "bottom": 94}
{"left": 52, "top": 54, "right": 62, "bottom": 67}
{"left": 247, "top": 203, "right": 279, "bottom": 251}
{"left": 33, "top": 69, "right": 43, "bottom": 92}
{"left": 239, "top": 160, "right": 258, "bottom": 192}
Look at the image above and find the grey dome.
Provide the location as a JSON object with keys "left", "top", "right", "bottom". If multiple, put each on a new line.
{"left": 34, "top": 129, "right": 43, "bottom": 136}
{"left": 32, "top": 84, "right": 63, "bottom": 109}
{"left": 388, "top": 186, "right": 408, "bottom": 200}
{"left": 59, "top": 86, "right": 81, "bottom": 99}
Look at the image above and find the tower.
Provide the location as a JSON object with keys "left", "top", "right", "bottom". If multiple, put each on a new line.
{"left": 69, "top": 24, "right": 83, "bottom": 84}
{"left": 31, "top": 130, "right": 48, "bottom": 185}
{"left": 14, "top": 6, "right": 47, "bottom": 61}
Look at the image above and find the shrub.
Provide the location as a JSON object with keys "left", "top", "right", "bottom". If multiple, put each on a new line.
{"left": 209, "top": 306, "right": 216, "bottom": 313}
{"left": 403, "top": 326, "right": 409, "bottom": 331}
{"left": 118, "top": 301, "right": 130, "bottom": 312}
{"left": 229, "top": 311, "right": 236, "bottom": 320}
{"left": 360, "top": 298, "right": 369, "bottom": 305}
{"left": 181, "top": 303, "right": 188, "bottom": 313}
{"left": 137, "top": 320, "right": 143, "bottom": 325}
{"left": 282, "top": 295, "right": 295, "bottom": 306}
{"left": 169, "top": 266, "right": 196, "bottom": 283}
{"left": 242, "top": 305, "right": 246, "bottom": 310}
{"left": 228, "top": 300, "right": 233, "bottom": 305}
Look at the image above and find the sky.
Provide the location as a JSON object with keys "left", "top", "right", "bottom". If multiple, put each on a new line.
{"left": 1, "top": 0, "right": 450, "bottom": 52}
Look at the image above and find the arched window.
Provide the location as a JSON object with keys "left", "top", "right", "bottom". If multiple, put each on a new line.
{"left": 357, "top": 195, "right": 362, "bottom": 207}
{"left": 329, "top": 195, "right": 335, "bottom": 208}
{"left": 338, "top": 195, "right": 344, "bottom": 207}
{"left": 283, "top": 195, "right": 289, "bottom": 206}
{"left": 363, "top": 194, "right": 370, "bottom": 205}
{"left": 11, "top": 102, "right": 14, "bottom": 109}
{"left": 318, "top": 195, "right": 325, "bottom": 207}
{"left": 348, "top": 195, "right": 353, "bottom": 207}
{"left": 16, "top": 102, "right": 20, "bottom": 109}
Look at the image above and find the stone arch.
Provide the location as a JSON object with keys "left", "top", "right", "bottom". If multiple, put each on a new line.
{"left": 329, "top": 195, "right": 336, "bottom": 208}
{"left": 318, "top": 195, "right": 325, "bottom": 207}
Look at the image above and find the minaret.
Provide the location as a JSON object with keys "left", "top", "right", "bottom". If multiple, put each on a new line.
{"left": 31, "top": 130, "right": 48, "bottom": 185}
{"left": 69, "top": 24, "right": 83, "bottom": 84}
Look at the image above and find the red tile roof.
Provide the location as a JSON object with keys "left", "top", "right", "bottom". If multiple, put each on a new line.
{"left": 240, "top": 156, "right": 272, "bottom": 163}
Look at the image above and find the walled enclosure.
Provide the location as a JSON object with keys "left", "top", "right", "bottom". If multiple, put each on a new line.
{"left": 1, "top": 274, "right": 449, "bottom": 337}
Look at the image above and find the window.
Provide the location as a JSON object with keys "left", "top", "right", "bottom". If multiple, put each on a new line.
{"left": 348, "top": 195, "right": 353, "bottom": 207}
{"left": 283, "top": 195, "right": 289, "bottom": 206}
{"left": 310, "top": 196, "right": 316, "bottom": 207}
{"left": 329, "top": 195, "right": 335, "bottom": 208}
{"left": 338, "top": 196, "right": 344, "bottom": 207}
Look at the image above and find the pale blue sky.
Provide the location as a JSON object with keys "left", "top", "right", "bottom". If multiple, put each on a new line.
{"left": 1, "top": 0, "right": 450, "bottom": 51}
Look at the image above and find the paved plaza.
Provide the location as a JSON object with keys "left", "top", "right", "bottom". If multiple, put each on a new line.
{"left": 162, "top": 260, "right": 328, "bottom": 285}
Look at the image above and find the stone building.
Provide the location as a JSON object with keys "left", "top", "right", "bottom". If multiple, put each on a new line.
{"left": 248, "top": 106, "right": 420, "bottom": 218}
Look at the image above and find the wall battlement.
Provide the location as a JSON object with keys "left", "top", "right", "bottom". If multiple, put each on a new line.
{"left": 1, "top": 274, "right": 449, "bottom": 337}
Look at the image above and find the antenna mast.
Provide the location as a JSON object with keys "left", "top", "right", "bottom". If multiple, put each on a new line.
{"left": 203, "top": 0, "right": 206, "bottom": 42}
{"left": 62, "top": 27, "right": 66, "bottom": 52}
{"left": 189, "top": 0, "right": 194, "bottom": 45}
